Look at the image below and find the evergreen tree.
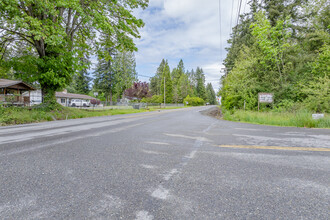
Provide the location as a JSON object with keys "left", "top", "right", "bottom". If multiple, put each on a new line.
{"left": 172, "top": 59, "right": 185, "bottom": 103}
{"left": 93, "top": 46, "right": 117, "bottom": 104}
{"left": 195, "top": 67, "right": 206, "bottom": 100}
{"left": 113, "top": 51, "right": 138, "bottom": 100}
{"left": 188, "top": 69, "right": 198, "bottom": 96}
{"left": 150, "top": 59, "right": 165, "bottom": 95}
{"left": 220, "top": 0, "right": 329, "bottom": 112}
{"left": 206, "top": 83, "right": 217, "bottom": 105}
{"left": 177, "top": 73, "right": 192, "bottom": 103}
{"left": 70, "top": 55, "right": 91, "bottom": 94}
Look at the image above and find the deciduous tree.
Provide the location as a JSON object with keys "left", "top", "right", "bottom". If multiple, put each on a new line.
{"left": 0, "top": 0, "right": 148, "bottom": 104}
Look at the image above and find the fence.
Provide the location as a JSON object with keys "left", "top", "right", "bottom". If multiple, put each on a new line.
{"left": 86, "top": 102, "right": 185, "bottom": 110}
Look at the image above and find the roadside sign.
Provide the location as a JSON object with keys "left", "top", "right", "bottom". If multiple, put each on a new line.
{"left": 258, "top": 93, "right": 273, "bottom": 111}
{"left": 93, "top": 92, "right": 98, "bottom": 96}
{"left": 258, "top": 93, "right": 273, "bottom": 103}
{"left": 312, "top": 114, "right": 324, "bottom": 120}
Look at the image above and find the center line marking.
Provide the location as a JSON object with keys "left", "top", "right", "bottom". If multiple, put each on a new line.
{"left": 217, "top": 145, "right": 330, "bottom": 152}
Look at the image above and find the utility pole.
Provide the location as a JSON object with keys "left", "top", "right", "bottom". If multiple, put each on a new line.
{"left": 164, "top": 77, "right": 166, "bottom": 108}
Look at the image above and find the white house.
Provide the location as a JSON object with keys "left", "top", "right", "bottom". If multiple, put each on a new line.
{"left": 56, "top": 90, "right": 94, "bottom": 107}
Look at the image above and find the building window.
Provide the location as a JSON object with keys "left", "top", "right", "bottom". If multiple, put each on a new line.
{"left": 61, "top": 98, "right": 66, "bottom": 103}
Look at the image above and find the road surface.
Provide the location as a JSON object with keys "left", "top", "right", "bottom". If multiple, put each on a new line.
{"left": 0, "top": 106, "right": 329, "bottom": 219}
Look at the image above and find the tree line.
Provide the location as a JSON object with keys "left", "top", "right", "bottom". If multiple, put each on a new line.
{"left": 220, "top": 0, "right": 329, "bottom": 113}
{"left": 148, "top": 59, "right": 217, "bottom": 105}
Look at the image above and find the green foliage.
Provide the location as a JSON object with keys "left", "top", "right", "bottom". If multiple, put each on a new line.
{"left": 141, "top": 95, "right": 162, "bottom": 104}
{"left": 160, "top": 60, "right": 173, "bottom": 103}
{"left": 205, "top": 83, "right": 217, "bottom": 105}
{"left": 195, "top": 67, "right": 206, "bottom": 100}
{"left": 220, "top": 46, "right": 259, "bottom": 110}
{"left": 150, "top": 59, "right": 165, "bottom": 96}
{"left": 151, "top": 59, "right": 206, "bottom": 104}
{"left": 223, "top": 109, "right": 330, "bottom": 128}
{"left": 93, "top": 47, "right": 137, "bottom": 103}
{"left": 184, "top": 95, "right": 205, "bottom": 106}
{"left": 68, "top": 54, "right": 91, "bottom": 95}
{"left": 0, "top": 0, "right": 148, "bottom": 102}
{"left": 221, "top": 1, "right": 330, "bottom": 114}
{"left": 302, "top": 75, "right": 329, "bottom": 113}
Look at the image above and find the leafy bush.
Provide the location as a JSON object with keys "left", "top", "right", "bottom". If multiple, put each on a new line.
{"left": 90, "top": 99, "right": 101, "bottom": 106}
{"left": 183, "top": 95, "right": 205, "bottom": 106}
{"left": 302, "top": 75, "right": 329, "bottom": 113}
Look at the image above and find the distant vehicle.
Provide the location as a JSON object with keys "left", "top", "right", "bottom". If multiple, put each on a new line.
{"left": 206, "top": 102, "right": 210, "bottom": 105}
{"left": 71, "top": 99, "right": 90, "bottom": 107}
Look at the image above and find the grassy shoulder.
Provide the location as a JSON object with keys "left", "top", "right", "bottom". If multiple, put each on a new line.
{"left": 222, "top": 109, "right": 330, "bottom": 128}
{"left": 0, "top": 105, "right": 185, "bottom": 126}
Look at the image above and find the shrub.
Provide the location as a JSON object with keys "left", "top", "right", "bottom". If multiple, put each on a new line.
{"left": 90, "top": 99, "right": 100, "bottom": 106}
{"left": 183, "top": 95, "right": 205, "bottom": 106}
{"left": 141, "top": 95, "right": 162, "bottom": 104}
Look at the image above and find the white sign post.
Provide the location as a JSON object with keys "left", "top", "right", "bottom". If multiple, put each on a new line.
{"left": 258, "top": 93, "right": 273, "bottom": 111}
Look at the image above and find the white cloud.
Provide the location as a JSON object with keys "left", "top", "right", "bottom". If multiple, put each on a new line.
{"left": 134, "top": 0, "right": 250, "bottom": 91}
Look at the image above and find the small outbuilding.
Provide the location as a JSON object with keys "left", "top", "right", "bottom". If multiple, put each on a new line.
{"left": 0, "top": 79, "right": 35, "bottom": 106}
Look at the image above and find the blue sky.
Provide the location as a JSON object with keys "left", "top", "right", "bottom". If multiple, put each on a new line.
{"left": 133, "top": 0, "right": 250, "bottom": 92}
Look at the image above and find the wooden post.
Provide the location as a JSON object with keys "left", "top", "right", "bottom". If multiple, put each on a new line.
{"left": 258, "top": 100, "right": 260, "bottom": 112}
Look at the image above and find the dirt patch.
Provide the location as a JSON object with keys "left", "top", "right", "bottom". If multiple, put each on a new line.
{"left": 200, "top": 106, "right": 222, "bottom": 119}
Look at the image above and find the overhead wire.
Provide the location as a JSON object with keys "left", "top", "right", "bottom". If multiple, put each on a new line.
{"left": 230, "top": 0, "right": 235, "bottom": 35}
{"left": 236, "top": 0, "right": 243, "bottom": 28}
{"left": 218, "top": 0, "right": 222, "bottom": 61}
{"left": 243, "top": 0, "right": 248, "bottom": 14}
{"left": 232, "top": 0, "right": 243, "bottom": 44}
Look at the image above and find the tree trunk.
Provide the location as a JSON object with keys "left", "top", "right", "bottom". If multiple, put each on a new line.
{"left": 41, "top": 84, "right": 56, "bottom": 105}
{"left": 110, "top": 90, "right": 113, "bottom": 106}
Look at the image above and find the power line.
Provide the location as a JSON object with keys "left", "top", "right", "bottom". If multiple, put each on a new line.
{"left": 243, "top": 0, "right": 248, "bottom": 14}
{"left": 232, "top": 0, "right": 243, "bottom": 44}
{"left": 236, "top": 0, "right": 243, "bottom": 28}
{"left": 218, "top": 0, "right": 222, "bottom": 61}
{"left": 137, "top": 74, "right": 152, "bottom": 78}
{"left": 230, "top": 0, "right": 235, "bottom": 35}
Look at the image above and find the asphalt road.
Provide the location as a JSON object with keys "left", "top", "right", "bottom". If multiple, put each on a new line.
{"left": 0, "top": 106, "right": 329, "bottom": 219}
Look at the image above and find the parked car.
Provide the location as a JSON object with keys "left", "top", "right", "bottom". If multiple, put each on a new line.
{"left": 70, "top": 99, "right": 90, "bottom": 107}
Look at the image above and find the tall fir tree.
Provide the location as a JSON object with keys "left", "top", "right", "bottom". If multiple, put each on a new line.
{"left": 70, "top": 54, "right": 91, "bottom": 94}
{"left": 206, "top": 83, "right": 217, "bottom": 105}
{"left": 150, "top": 59, "right": 165, "bottom": 95}
{"left": 195, "top": 67, "right": 206, "bottom": 100}
{"left": 93, "top": 47, "right": 116, "bottom": 104}
{"left": 113, "top": 51, "right": 138, "bottom": 100}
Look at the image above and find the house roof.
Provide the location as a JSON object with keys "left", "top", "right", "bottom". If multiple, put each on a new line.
{"left": 0, "top": 79, "right": 35, "bottom": 90}
{"left": 55, "top": 92, "right": 94, "bottom": 100}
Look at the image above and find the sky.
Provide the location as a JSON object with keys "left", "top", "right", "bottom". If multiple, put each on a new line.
{"left": 133, "top": 0, "right": 250, "bottom": 92}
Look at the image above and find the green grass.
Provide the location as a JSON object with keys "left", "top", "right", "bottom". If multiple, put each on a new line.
{"left": 222, "top": 109, "right": 330, "bottom": 128}
{"left": 0, "top": 105, "right": 185, "bottom": 126}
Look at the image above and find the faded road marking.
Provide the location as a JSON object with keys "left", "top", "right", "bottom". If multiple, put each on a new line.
{"left": 146, "top": 141, "right": 170, "bottom": 146}
{"left": 135, "top": 211, "right": 153, "bottom": 220}
{"left": 141, "top": 164, "right": 157, "bottom": 169}
{"left": 141, "top": 150, "right": 168, "bottom": 155}
{"left": 217, "top": 145, "right": 330, "bottom": 152}
{"left": 185, "top": 150, "right": 197, "bottom": 159}
{"left": 163, "top": 169, "right": 179, "bottom": 181}
{"left": 151, "top": 186, "right": 169, "bottom": 200}
{"left": 1, "top": 123, "right": 143, "bottom": 157}
{"left": 164, "top": 133, "right": 210, "bottom": 142}
{"left": 89, "top": 194, "right": 122, "bottom": 218}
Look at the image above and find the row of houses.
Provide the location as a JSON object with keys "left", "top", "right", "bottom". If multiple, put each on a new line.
{"left": 0, "top": 79, "right": 95, "bottom": 107}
